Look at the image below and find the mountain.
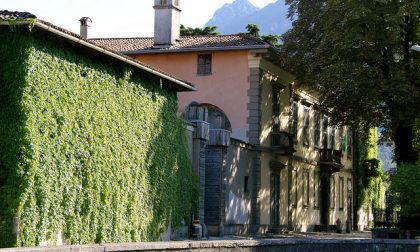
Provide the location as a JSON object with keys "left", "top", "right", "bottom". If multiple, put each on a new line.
{"left": 205, "top": 0, "right": 292, "bottom": 36}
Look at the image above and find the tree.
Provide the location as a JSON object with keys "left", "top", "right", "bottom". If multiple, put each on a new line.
{"left": 180, "top": 24, "right": 219, "bottom": 36}
{"left": 281, "top": 0, "right": 420, "bottom": 164}
{"left": 261, "top": 34, "right": 281, "bottom": 48}
{"left": 246, "top": 23, "right": 260, "bottom": 38}
{"left": 390, "top": 163, "right": 420, "bottom": 229}
{"left": 245, "top": 24, "right": 281, "bottom": 48}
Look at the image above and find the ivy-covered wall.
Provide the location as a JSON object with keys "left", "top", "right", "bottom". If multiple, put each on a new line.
{"left": 355, "top": 128, "right": 385, "bottom": 228}
{"left": 0, "top": 26, "right": 192, "bottom": 247}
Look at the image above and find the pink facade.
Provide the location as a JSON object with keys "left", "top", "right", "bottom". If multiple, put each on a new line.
{"left": 135, "top": 50, "right": 251, "bottom": 140}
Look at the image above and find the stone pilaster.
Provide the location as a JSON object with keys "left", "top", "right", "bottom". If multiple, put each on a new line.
{"left": 247, "top": 67, "right": 262, "bottom": 231}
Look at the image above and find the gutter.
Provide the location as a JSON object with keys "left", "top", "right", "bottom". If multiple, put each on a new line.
{"left": 124, "top": 45, "right": 270, "bottom": 55}
{"left": 0, "top": 21, "right": 195, "bottom": 92}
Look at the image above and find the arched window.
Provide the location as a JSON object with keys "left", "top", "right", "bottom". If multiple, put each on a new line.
{"left": 182, "top": 103, "right": 231, "bottom": 131}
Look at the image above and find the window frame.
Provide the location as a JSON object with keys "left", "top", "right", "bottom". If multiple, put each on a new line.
{"left": 330, "top": 175, "right": 336, "bottom": 210}
{"left": 347, "top": 128, "right": 352, "bottom": 159}
{"left": 322, "top": 116, "right": 328, "bottom": 149}
{"left": 197, "top": 54, "right": 212, "bottom": 76}
{"left": 303, "top": 106, "right": 310, "bottom": 146}
{"left": 292, "top": 101, "right": 298, "bottom": 137}
{"left": 291, "top": 169, "right": 297, "bottom": 208}
{"left": 314, "top": 172, "right": 320, "bottom": 208}
{"left": 302, "top": 169, "right": 310, "bottom": 208}
{"left": 339, "top": 176, "right": 344, "bottom": 211}
{"left": 314, "top": 111, "right": 321, "bottom": 148}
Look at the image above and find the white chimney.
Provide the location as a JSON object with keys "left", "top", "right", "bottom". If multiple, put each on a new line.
{"left": 79, "top": 17, "right": 92, "bottom": 39}
{"left": 153, "top": 0, "right": 181, "bottom": 47}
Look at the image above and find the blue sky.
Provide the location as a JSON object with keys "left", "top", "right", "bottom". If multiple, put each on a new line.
{"left": 1, "top": 0, "right": 276, "bottom": 38}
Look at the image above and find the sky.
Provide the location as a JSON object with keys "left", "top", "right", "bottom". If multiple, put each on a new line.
{"left": 1, "top": 0, "right": 277, "bottom": 38}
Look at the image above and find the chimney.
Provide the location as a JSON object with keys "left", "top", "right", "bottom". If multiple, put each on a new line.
{"left": 79, "top": 17, "right": 92, "bottom": 39}
{"left": 153, "top": 0, "right": 181, "bottom": 47}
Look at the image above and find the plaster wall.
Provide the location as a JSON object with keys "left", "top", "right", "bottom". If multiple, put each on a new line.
{"left": 135, "top": 51, "right": 250, "bottom": 141}
{"left": 225, "top": 140, "right": 255, "bottom": 225}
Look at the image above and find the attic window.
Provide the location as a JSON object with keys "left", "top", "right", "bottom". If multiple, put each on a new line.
{"left": 197, "top": 54, "right": 212, "bottom": 75}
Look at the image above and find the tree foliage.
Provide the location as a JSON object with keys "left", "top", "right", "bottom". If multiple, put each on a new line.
{"left": 281, "top": 0, "right": 420, "bottom": 164}
{"left": 246, "top": 24, "right": 260, "bottom": 38}
{"left": 390, "top": 163, "right": 420, "bottom": 220}
{"left": 180, "top": 24, "right": 219, "bottom": 36}
{"left": 245, "top": 24, "right": 281, "bottom": 48}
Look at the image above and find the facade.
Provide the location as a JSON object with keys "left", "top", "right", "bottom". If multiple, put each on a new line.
{"left": 91, "top": 0, "right": 357, "bottom": 234}
{"left": 0, "top": 11, "right": 195, "bottom": 247}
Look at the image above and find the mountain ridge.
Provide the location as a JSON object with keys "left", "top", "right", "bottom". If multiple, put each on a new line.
{"left": 205, "top": 0, "right": 292, "bottom": 36}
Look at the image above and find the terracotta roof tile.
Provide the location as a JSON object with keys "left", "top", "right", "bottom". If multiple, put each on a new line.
{"left": 90, "top": 34, "right": 270, "bottom": 53}
{"left": 0, "top": 10, "right": 36, "bottom": 20}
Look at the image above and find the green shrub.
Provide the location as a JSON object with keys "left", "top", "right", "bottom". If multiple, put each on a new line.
{"left": 390, "top": 163, "right": 420, "bottom": 219}
{"left": 0, "top": 26, "right": 193, "bottom": 247}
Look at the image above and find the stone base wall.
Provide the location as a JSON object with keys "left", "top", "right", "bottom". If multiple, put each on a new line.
{"left": 3, "top": 239, "right": 419, "bottom": 252}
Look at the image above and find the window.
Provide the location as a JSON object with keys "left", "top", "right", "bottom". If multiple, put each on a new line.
{"left": 330, "top": 176, "right": 335, "bottom": 209}
{"left": 197, "top": 54, "right": 212, "bottom": 75}
{"left": 339, "top": 177, "right": 344, "bottom": 210}
{"left": 303, "top": 107, "right": 310, "bottom": 146}
{"left": 339, "top": 127, "right": 344, "bottom": 151}
{"left": 303, "top": 170, "right": 310, "bottom": 208}
{"left": 328, "top": 126, "right": 335, "bottom": 149}
{"left": 292, "top": 101, "right": 298, "bottom": 136}
{"left": 347, "top": 128, "right": 352, "bottom": 159}
{"left": 314, "top": 111, "right": 321, "bottom": 148}
{"left": 174, "top": 0, "right": 179, "bottom": 6}
{"left": 314, "top": 172, "right": 319, "bottom": 208}
{"left": 244, "top": 176, "right": 249, "bottom": 193}
{"left": 291, "top": 169, "right": 297, "bottom": 207}
{"left": 161, "top": 0, "right": 167, "bottom": 5}
{"left": 322, "top": 116, "right": 328, "bottom": 148}
{"left": 347, "top": 178, "right": 352, "bottom": 194}
{"left": 272, "top": 85, "right": 281, "bottom": 117}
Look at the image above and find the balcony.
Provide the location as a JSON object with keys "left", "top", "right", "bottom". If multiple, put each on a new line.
{"left": 189, "top": 120, "right": 210, "bottom": 141}
{"left": 269, "top": 132, "right": 295, "bottom": 155}
{"left": 319, "top": 149, "right": 343, "bottom": 174}
{"left": 208, "top": 129, "right": 230, "bottom": 146}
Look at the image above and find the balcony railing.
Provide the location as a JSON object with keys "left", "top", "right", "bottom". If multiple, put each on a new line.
{"left": 208, "top": 129, "right": 230, "bottom": 146}
{"left": 320, "top": 149, "right": 342, "bottom": 164}
{"left": 373, "top": 208, "right": 400, "bottom": 228}
{"left": 270, "top": 132, "right": 295, "bottom": 155}
{"left": 189, "top": 120, "right": 210, "bottom": 141}
{"left": 319, "top": 149, "right": 343, "bottom": 174}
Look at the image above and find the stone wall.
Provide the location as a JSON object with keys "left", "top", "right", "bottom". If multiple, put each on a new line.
{"left": 2, "top": 239, "right": 419, "bottom": 252}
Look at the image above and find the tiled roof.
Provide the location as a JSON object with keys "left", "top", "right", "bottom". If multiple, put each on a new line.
{"left": 90, "top": 34, "right": 270, "bottom": 53}
{"left": 0, "top": 10, "right": 36, "bottom": 20}
{"left": 0, "top": 10, "right": 194, "bottom": 91}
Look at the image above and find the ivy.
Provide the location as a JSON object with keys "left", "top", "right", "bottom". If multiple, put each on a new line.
{"left": 0, "top": 26, "right": 193, "bottom": 247}
{"left": 355, "top": 128, "right": 386, "bottom": 227}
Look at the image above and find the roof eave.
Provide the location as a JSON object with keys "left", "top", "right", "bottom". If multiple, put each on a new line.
{"left": 123, "top": 45, "right": 270, "bottom": 55}
{"left": 0, "top": 21, "right": 195, "bottom": 92}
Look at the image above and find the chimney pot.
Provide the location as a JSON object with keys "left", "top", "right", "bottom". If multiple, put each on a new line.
{"left": 79, "top": 17, "right": 92, "bottom": 39}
